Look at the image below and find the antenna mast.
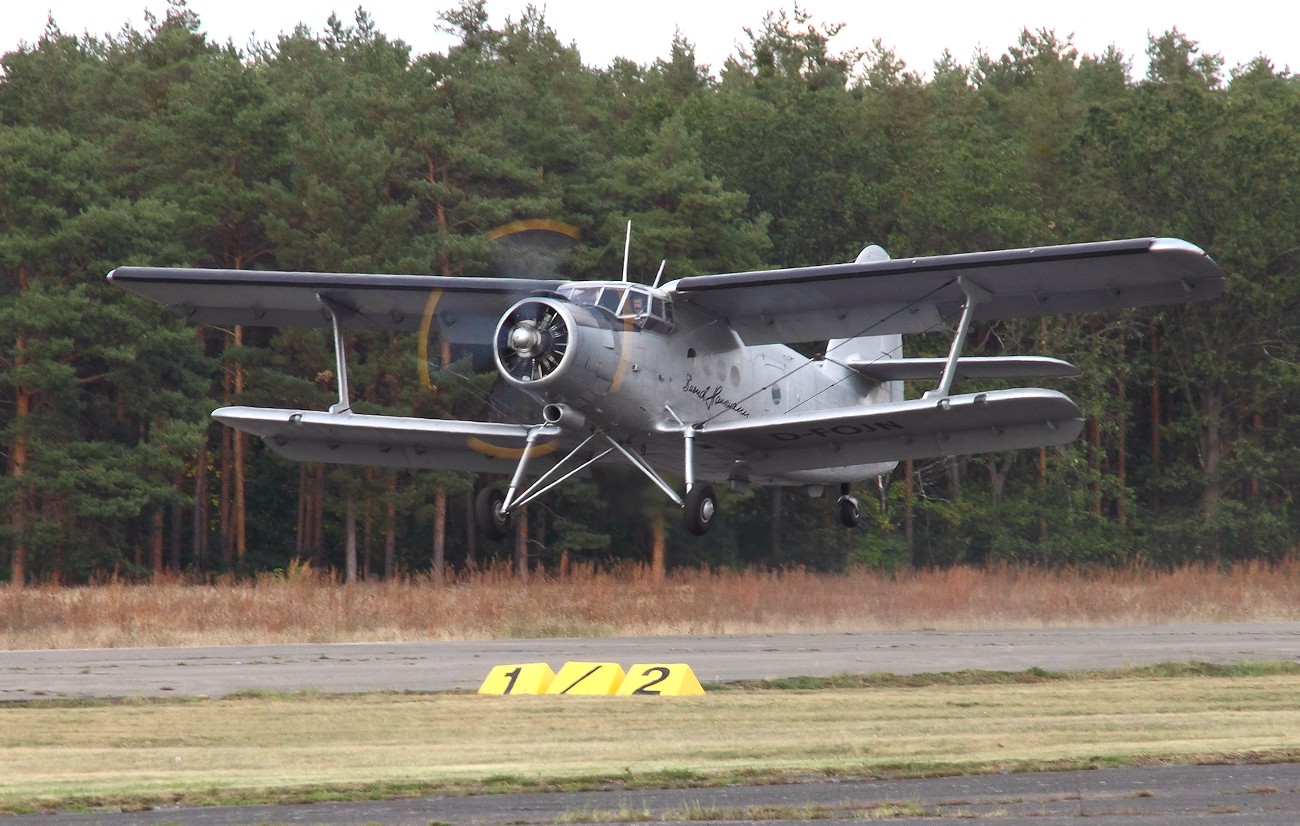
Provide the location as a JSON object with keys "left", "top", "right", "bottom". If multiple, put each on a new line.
{"left": 621, "top": 220, "right": 632, "bottom": 282}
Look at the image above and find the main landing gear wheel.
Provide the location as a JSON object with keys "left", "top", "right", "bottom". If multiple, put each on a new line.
{"left": 475, "top": 487, "right": 512, "bottom": 541}
{"left": 682, "top": 484, "right": 718, "bottom": 536}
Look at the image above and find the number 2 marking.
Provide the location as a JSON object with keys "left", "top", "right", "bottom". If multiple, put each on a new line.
{"left": 632, "top": 666, "right": 671, "bottom": 695}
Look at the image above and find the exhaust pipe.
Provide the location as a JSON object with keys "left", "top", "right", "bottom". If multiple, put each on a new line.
{"left": 543, "top": 403, "right": 586, "bottom": 431}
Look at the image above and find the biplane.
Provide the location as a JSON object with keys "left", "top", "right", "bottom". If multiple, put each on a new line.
{"left": 109, "top": 235, "right": 1224, "bottom": 537}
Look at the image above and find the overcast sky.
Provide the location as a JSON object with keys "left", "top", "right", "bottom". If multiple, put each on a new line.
{"left": 3, "top": 0, "right": 1294, "bottom": 79}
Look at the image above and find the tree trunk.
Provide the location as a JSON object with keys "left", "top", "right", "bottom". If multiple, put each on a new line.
{"left": 219, "top": 404, "right": 233, "bottom": 567}
{"left": 384, "top": 476, "right": 397, "bottom": 581}
{"left": 1115, "top": 352, "right": 1128, "bottom": 526}
{"left": 344, "top": 493, "right": 358, "bottom": 584}
{"left": 170, "top": 471, "right": 184, "bottom": 572}
{"left": 464, "top": 491, "right": 476, "bottom": 570}
{"left": 8, "top": 394, "right": 29, "bottom": 588}
{"left": 295, "top": 464, "right": 308, "bottom": 558}
{"left": 310, "top": 464, "right": 326, "bottom": 568}
{"left": 432, "top": 487, "right": 447, "bottom": 585}
{"left": 903, "top": 459, "right": 916, "bottom": 568}
{"left": 769, "top": 488, "right": 782, "bottom": 560}
{"left": 650, "top": 510, "right": 666, "bottom": 583}
{"left": 1200, "top": 386, "right": 1225, "bottom": 521}
{"left": 1149, "top": 317, "right": 1161, "bottom": 476}
{"left": 514, "top": 506, "right": 528, "bottom": 583}
{"left": 1088, "top": 417, "right": 1103, "bottom": 515}
{"left": 232, "top": 325, "right": 247, "bottom": 561}
{"left": 193, "top": 437, "right": 209, "bottom": 571}
{"left": 150, "top": 508, "right": 165, "bottom": 575}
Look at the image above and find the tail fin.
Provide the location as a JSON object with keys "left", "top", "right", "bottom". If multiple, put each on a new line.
{"left": 828, "top": 244, "right": 903, "bottom": 402}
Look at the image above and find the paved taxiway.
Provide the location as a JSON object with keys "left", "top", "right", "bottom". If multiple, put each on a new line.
{"left": 6, "top": 763, "right": 1300, "bottom": 825}
{"left": 4, "top": 622, "right": 1298, "bottom": 824}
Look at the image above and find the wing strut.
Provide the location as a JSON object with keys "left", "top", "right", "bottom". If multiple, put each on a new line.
{"left": 480, "top": 403, "right": 720, "bottom": 538}
{"left": 925, "top": 276, "right": 992, "bottom": 400}
{"left": 318, "top": 294, "right": 356, "bottom": 413}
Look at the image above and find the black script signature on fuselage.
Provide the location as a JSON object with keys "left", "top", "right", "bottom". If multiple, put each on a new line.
{"left": 682, "top": 374, "right": 751, "bottom": 418}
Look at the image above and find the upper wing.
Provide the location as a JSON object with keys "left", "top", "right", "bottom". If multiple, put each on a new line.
{"left": 106, "top": 267, "right": 563, "bottom": 342}
{"left": 668, "top": 237, "right": 1224, "bottom": 344}
{"left": 214, "top": 406, "right": 567, "bottom": 473}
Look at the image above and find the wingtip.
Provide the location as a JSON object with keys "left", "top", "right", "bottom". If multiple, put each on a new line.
{"left": 1149, "top": 237, "right": 1207, "bottom": 256}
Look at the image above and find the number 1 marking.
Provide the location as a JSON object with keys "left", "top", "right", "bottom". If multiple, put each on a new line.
{"left": 501, "top": 666, "right": 522, "bottom": 694}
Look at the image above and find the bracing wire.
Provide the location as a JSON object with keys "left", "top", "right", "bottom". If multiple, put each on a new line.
{"left": 695, "top": 277, "right": 965, "bottom": 427}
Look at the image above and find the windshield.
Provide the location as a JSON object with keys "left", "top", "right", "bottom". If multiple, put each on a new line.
{"left": 558, "top": 282, "right": 675, "bottom": 332}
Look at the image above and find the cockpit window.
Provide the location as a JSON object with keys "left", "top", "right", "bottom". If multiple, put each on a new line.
{"left": 597, "top": 286, "right": 624, "bottom": 313}
{"left": 557, "top": 282, "right": 675, "bottom": 332}
{"left": 564, "top": 285, "right": 600, "bottom": 306}
{"left": 621, "top": 288, "right": 649, "bottom": 319}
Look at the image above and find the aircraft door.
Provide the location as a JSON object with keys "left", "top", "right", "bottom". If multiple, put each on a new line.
{"left": 760, "top": 360, "right": 784, "bottom": 416}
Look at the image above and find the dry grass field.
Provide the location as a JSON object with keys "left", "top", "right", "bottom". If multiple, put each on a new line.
{"left": 4, "top": 670, "right": 1299, "bottom": 813}
{"left": 4, "top": 559, "right": 1298, "bottom": 649}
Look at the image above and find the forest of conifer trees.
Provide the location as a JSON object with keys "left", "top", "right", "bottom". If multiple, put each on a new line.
{"left": 2, "top": 1, "right": 1299, "bottom": 584}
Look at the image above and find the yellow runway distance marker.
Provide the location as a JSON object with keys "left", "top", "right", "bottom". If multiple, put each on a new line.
{"left": 546, "top": 661, "right": 626, "bottom": 695}
{"left": 478, "top": 662, "right": 555, "bottom": 695}
{"left": 616, "top": 663, "right": 706, "bottom": 696}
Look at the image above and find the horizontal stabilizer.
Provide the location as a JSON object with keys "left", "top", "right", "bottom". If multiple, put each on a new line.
{"left": 213, "top": 406, "right": 564, "bottom": 472}
{"left": 846, "top": 356, "right": 1080, "bottom": 382}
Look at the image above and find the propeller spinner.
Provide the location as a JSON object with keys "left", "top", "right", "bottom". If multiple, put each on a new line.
{"left": 495, "top": 299, "right": 572, "bottom": 384}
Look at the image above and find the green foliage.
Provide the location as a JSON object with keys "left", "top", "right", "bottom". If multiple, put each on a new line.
{"left": 3, "top": 5, "right": 1299, "bottom": 581}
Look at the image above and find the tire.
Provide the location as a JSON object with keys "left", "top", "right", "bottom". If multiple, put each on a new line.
{"left": 682, "top": 484, "right": 718, "bottom": 536}
{"left": 838, "top": 495, "right": 861, "bottom": 529}
{"left": 475, "top": 487, "right": 512, "bottom": 541}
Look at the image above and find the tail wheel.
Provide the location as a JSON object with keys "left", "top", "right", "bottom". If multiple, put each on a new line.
{"left": 495, "top": 300, "right": 570, "bottom": 383}
{"left": 682, "top": 484, "right": 718, "bottom": 536}
{"left": 838, "top": 495, "right": 861, "bottom": 529}
{"left": 475, "top": 487, "right": 512, "bottom": 541}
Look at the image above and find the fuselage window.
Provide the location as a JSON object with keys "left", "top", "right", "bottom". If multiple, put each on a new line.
{"left": 771, "top": 384, "right": 782, "bottom": 404}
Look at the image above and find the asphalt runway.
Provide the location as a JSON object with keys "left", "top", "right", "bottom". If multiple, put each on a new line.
{"left": 4, "top": 622, "right": 1299, "bottom": 824}
{"left": 3, "top": 621, "right": 1299, "bottom": 701}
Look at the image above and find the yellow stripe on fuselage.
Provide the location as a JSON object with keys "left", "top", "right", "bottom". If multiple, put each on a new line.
{"left": 608, "top": 318, "right": 635, "bottom": 394}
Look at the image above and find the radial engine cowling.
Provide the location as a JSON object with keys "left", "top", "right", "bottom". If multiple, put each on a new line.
{"left": 493, "top": 297, "right": 621, "bottom": 407}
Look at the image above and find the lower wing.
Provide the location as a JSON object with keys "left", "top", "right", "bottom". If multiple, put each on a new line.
{"left": 694, "top": 389, "right": 1084, "bottom": 477}
{"left": 214, "top": 407, "right": 566, "bottom": 473}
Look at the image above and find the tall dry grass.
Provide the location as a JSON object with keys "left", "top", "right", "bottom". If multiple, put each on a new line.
{"left": 2, "top": 560, "right": 1299, "bottom": 650}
